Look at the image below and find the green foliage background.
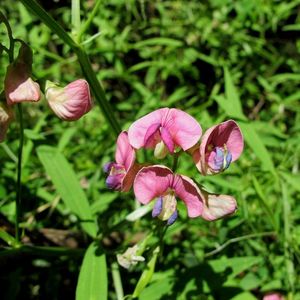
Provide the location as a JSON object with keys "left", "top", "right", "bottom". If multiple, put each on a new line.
{"left": 1, "top": 0, "right": 300, "bottom": 299}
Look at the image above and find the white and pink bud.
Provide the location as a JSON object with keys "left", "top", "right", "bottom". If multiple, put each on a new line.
{"left": 45, "top": 79, "right": 92, "bottom": 121}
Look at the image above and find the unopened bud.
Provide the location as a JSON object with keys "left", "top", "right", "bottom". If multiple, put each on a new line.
{"left": 45, "top": 79, "right": 92, "bottom": 121}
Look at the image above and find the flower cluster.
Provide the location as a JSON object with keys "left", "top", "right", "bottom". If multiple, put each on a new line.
{"left": 1, "top": 43, "right": 92, "bottom": 142}
{"left": 104, "top": 108, "right": 244, "bottom": 225}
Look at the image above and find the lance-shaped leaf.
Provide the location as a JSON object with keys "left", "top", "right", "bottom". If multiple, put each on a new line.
{"left": 76, "top": 242, "right": 108, "bottom": 300}
{"left": 37, "top": 145, "right": 97, "bottom": 237}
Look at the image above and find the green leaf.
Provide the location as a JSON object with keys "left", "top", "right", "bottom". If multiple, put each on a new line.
{"left": 132, "top": 246, "right": 160, "bottom": 298}
{"left": 37, "top": 146, "right": 97, "bottom": 237}
{"left": 0, "top": 230, "right": 18, "bottom": 247}
{"left": 209, "top": 256, "right": 263, "bottom": 279}
{"left": 139, "top": 276, "right": 173, "bottom": 300}
{"left": 76, "top": 242, "right": 107, "bottom": 300}
{"left": 215, "top": 68, "right": 247, "bottom": 121}
{"left": 126, "top": 204, "right": 152, "bottom": 222}
{"left": 239, "top": 122, "right": 275, "bottom": 172}
{"left": 133, "top": 37, "right": 183, "bottom": 48}
{"left": 231, "top": 292, "right": 257, "bottom": 300}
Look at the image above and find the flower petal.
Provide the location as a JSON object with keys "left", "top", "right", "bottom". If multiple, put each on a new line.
{"left": 160, "top": 126, "right": 174, "bottom": 153}
{"left": 163, "top": 108, "right": 202, "bottom": 151}
{"left": 121, "top": 163, "right": 141, "bottom": 192}
{"left": 201, "top": 192, "right": 237, "bottom": 221}
{"left": 200, "top": 120, "right": 243, "bottom": 163}
{"left": 133, "top": 165, "right": 173, "bottom": 204}
{"left": 115, "top": 131, "right": 135, "bottom": 171}
{"left": 172, "top": 175, "right": 203, "bottom": 217}
{"left": 128, "top": 108, "right": 168, "bottom": 149}
{"left": 46, "top": 79, "right": 92, "bottom": 121}
{"left": 144, "top": 123, "right": 160, "bottom": 148}
{"left": 152, "top": 197, "right": 163, "bottom": 217}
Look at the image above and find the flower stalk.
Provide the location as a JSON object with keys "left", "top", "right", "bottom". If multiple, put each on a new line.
{"left": 15, "top": 104, "right": 24, "bottom": 243}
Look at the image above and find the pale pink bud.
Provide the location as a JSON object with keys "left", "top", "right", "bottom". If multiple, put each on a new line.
{"left": 45, "top": 79, "right": 92, "bottom": 121}
{"left": 4, "top": 62, "right": 41, "bottom": 105}
{"left": 0, "top": 101, "right": 13, "bottom": 142}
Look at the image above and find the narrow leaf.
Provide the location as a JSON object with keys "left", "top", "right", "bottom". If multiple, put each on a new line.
{"left": 132, "top": 246, "right": 160, "bottom": 298}
{"left": 37, "top": 146, "right": 97, "bottom": 237}
{"left": 0, "top": 229, "right": 18, "bottom": 247}
{"left": 76, "top": 242, "right": 108, "bottom": 300}
{"left": 216, "top": 67, "right": 247, "bottom": 121}
{"left": 239, "top": 122, "right": 275, "bottom": 172}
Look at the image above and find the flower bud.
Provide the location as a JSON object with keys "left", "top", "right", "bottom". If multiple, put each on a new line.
{"left": 0, "top": 101, "right": 13, "bottom": 142}
{"left": 4, "top": 44, "right": 41, "bottom": 105}
{"left": 45, "top": 79, "right": 92, "bottom": 121}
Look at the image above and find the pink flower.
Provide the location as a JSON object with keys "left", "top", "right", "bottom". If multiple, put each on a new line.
{"left": 128, "top": 108, "right": 202, "bottom": 158}
{"left": 4, "top": 43, "right": 41, "bottom": 105}
{"left": 104, "top": 131, "right": 139, "bottom": 192}
{"left": 133, "top": 165, "right": 237, "bottom": 224}
{"left": 45, "top": 79, "right": 92, "bottom": 121}
{"left": 0, "top": 101, "right": 13, "bottom": 142}
{"left": 5, "top": 63, "right": 40, "bottom": 105}
{"left": 193, "top": 120, "right": 243, "bottom": 175}
{"left": 263, "top": 293, "right": 284, "bottom": 300}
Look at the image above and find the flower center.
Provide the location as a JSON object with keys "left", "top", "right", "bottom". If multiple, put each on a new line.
{"left": 144, "top": 123, "right": 175, "bottom": 158}
{"left": 152, "top": 190, "right": 178, "bottom": 225}
{"left": 207, "top": 144, "right": 232, "bottom": 172}
{"left": 103, "top": 162, "right": 126, "bottom": 190}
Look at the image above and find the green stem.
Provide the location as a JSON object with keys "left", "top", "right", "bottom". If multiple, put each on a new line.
{"left": 71, "top": 0, "right": 81, "bottom": 36}
{"left": 15, "top": 104, "right": 24, "bottom": 243}
{"left": 172, "top": 152, "right": 179, "bottom": 171}
{"left": 204, "top": 231, "right": 276, "bottom": 258}
{"left": 19, "top": 0, "right": 121, "bottom": 135}
{"left": 0, "top": 11, "right": 14, "bottom": 62}
{"left": 111, "top": 262, "right": 124, "bottom": 300}
{"left": 77, "top": 0, "right": 101, "bottom": 43}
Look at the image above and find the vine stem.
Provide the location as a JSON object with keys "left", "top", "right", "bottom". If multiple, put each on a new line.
{"left": 15, "top": 104, "right": 24, "bottom": 243}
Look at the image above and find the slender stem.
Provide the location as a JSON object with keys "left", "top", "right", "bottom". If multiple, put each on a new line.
{"left": 111, "top": 262, "right": 124, "bottom": 300}
{"left": 75, "top": 48, "right": 121, "bottom": 134}
{"left": 172, "top": 152, "right": 179, "bottom": 171}
{"left": 71, "top": 0, "right": 81, "bottom": 36}
{"left": 15, "top": 104, "right": 24, "bottom": 242}
{"left": 18, "top": 0, "right": 77, "bottom": 48}
{"left": 0, "top": 11, "right": 14, "bottom": 62}
{"left": 204, "top": 231, "right": 276, "bottom": 257}
{"left": 19, "top": 0, "right": 121, "bottom": 136}
{"left": 77, "top": 0, "right": 101, "bottom": 43}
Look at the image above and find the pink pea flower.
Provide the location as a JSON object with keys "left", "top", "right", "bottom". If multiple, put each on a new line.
{"left": 104, "top": 131, "right": 140, "bottom": 192}
{"left": 193, "top": 120, "right": 243, "bottom": 175}
{"left": 133, "top": 165, "right": 237, "bottom": 225}
{"left": 263, "top": 293, "right": 284, "bottom": 300}
{"left": 45, "top": 79, "right": 92, "bottom": 121}
{"left": 128, "top": 108, "right": 202, "bottom": 158}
